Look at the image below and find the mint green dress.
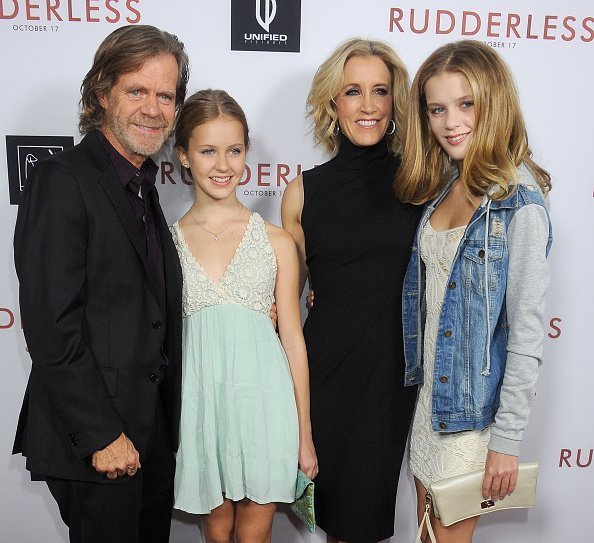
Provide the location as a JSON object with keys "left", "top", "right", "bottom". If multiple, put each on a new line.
{"left": 171, "top": 212, "right": 298, "bottom": 514}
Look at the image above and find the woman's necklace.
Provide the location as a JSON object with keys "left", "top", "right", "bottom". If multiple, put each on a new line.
{"left": 189, "top": 203, "right": 244, "bottom": 241}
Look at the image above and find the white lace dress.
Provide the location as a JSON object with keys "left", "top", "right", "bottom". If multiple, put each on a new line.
{"left": 409, "top": 221, "right": 491, "bottom": 488}
{"left": 171, "top": 212, "right": 298, "bottom": 514}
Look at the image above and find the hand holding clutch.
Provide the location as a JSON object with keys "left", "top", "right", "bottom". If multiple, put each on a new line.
{"left": 290, "top": 470, "right": 316, "bottom": 533}
{"left": 414, "top": 462, "right": 539, "bottom": 542}
{"left": 429, "top": 461, "right": 538, "bottom": 527}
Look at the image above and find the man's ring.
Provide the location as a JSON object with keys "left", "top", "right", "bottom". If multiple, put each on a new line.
{"left": 127, "top": 466, "right": 136, "bottom": 474}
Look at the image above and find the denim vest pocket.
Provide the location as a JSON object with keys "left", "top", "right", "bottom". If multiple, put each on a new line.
{"left": 461, "top": 240, "right": 504, "bottom": 295}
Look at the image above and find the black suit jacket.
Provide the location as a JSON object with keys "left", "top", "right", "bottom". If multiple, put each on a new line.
{"left": 13, "top": 131, "right": 182, "bottom": 483}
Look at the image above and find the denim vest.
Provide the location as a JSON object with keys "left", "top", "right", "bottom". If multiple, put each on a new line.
{"left": 402, "top": 173, "right": 552, "bottom": 433}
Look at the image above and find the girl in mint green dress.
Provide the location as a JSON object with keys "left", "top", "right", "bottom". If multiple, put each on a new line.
{"left": 170, "top": 89, "right": 318, "bottom": 542}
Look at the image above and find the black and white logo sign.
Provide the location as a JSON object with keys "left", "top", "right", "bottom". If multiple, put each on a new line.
{"left": 231, "top": 0, "right": 301, "bottom": 52}
{"left": 6, "top": 135, "right": 74, "bottom": 205}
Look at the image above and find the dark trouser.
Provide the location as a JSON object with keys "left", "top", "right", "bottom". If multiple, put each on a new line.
{"left": 46, "top": 399, "right": 175, "bottom": 543}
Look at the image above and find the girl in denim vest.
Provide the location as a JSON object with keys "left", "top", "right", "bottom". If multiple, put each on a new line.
{"left": 394, "top": 41, "right": 552, "bottom": 543}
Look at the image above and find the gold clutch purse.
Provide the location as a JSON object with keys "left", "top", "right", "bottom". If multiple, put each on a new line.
{"left": 429, "top": 461, "right": 538, "bottom": 527}
{"left": 415, "top": 462, "right": 539, "bottom": 542}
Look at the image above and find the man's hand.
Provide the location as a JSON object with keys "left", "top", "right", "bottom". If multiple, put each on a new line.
{"left": 91, "top": 433, "right": 141, "bottom": 479}
{"left": 269, "top": 303, "right": 278, "bottom": 330}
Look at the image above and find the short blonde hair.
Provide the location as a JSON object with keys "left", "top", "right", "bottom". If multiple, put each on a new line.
{"left": 394, "top": 40, "right": 551, "bottom": 204}
{"left": 307, "top": 38, "right": 409, "bottom": 155}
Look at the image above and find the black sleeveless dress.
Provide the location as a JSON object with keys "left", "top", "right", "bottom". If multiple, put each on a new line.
{"left": 301, "top": 135, "right": 421, "bottom": 543}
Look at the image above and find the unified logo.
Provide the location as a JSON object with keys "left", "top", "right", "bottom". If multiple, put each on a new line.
{"left": 256, "top": 0, "right": 276, "bottom": 32}
{"left": 6, "top": 135, "right": 74, "bottom": 205}
{"left": 231, "top": 0, "right": 301, "bottom": 52}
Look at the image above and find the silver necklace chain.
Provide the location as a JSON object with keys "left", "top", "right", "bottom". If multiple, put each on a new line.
{"left": 189, "top": 203, "right": 244, "bottom": 241}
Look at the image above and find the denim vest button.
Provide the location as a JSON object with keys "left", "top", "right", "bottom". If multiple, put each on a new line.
{"left": 449, "top": 282, "right": 456, "bottom": 289}
{"left": 478, "top": 249, "right": 485, "bottom": 258}
{"left": 444, "top": 330, "right": 452, "bottom": 337}
{"left": 439, "top": 422, "right": 448, "bottom": 429}
{"left": 439, "top": 375, "right": 448, "bottom": 383}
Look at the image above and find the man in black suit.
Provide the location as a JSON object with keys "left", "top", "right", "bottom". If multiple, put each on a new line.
{"left": 13, "top": 25, "right": 189, "bottom": 543}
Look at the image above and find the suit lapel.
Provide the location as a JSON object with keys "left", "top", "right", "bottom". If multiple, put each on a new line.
{"left": 151, "top": 189, "right": 182, "bottom": 313}
{"left": 83, "top": 133, "right": 163, "bottom": 308}
{"left": 96, "top": 167, "right": 151, "bottom": 268}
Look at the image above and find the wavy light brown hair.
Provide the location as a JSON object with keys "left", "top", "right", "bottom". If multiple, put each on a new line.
{"left": 307, "top": 38, "right": 409, "bottom": 155}
{"left": 394, "top": 40, "right": 551, "bottom": 204}
{"left": 174, "top": 89, "right": 250, "bottom": 151}
{"left": 79, "top": 25, "right": 189, "bottom": 135}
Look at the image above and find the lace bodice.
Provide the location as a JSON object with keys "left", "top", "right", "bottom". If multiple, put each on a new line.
{"left": 420, "top": 222, "right": 465, "bottom": 322}
{"left": 171, "top": 212, "right": 277, "bottom": 318}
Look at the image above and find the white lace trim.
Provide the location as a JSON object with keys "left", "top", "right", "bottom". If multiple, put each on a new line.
{"left": 410, "top": 220, "right": 491, "bottom": 488}
{"left": 171, "top": 212, "right": 277, "bottom": 318}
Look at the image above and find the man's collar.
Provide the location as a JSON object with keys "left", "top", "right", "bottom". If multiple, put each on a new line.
{"left": 95, "top": 129, "right": 157, "bottom": 187}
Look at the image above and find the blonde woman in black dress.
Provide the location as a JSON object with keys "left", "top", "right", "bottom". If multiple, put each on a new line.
{"left": 282, "top": 38, "right": 422, "bottom": 543}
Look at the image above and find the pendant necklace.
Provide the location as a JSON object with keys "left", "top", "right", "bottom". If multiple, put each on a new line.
{"left": 189, "top": 203, "right": 244, "bottom": 241}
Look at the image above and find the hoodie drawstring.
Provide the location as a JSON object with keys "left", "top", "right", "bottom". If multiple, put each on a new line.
{"left": 482, "top": 200, "right": 492, "bottom": 377}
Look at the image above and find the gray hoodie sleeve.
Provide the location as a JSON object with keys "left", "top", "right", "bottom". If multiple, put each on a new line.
{"left": 488, "top": 199, "right": 551, "bottom": 456}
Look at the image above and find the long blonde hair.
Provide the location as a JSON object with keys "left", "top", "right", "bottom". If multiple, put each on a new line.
{"left": 394, "top": 40, "right": 551, "bottom": 204}
{"left": 307, "top": 38, "right": 409, "bottom": 155}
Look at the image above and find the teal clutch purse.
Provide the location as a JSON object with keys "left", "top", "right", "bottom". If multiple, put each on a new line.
{"left": 290, "top": 470, "right": 316, "bottom": 532}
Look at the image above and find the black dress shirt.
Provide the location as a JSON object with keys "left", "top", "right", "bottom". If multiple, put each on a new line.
{"left": 95, "top": 130, "right": 166, "bottom": 311}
